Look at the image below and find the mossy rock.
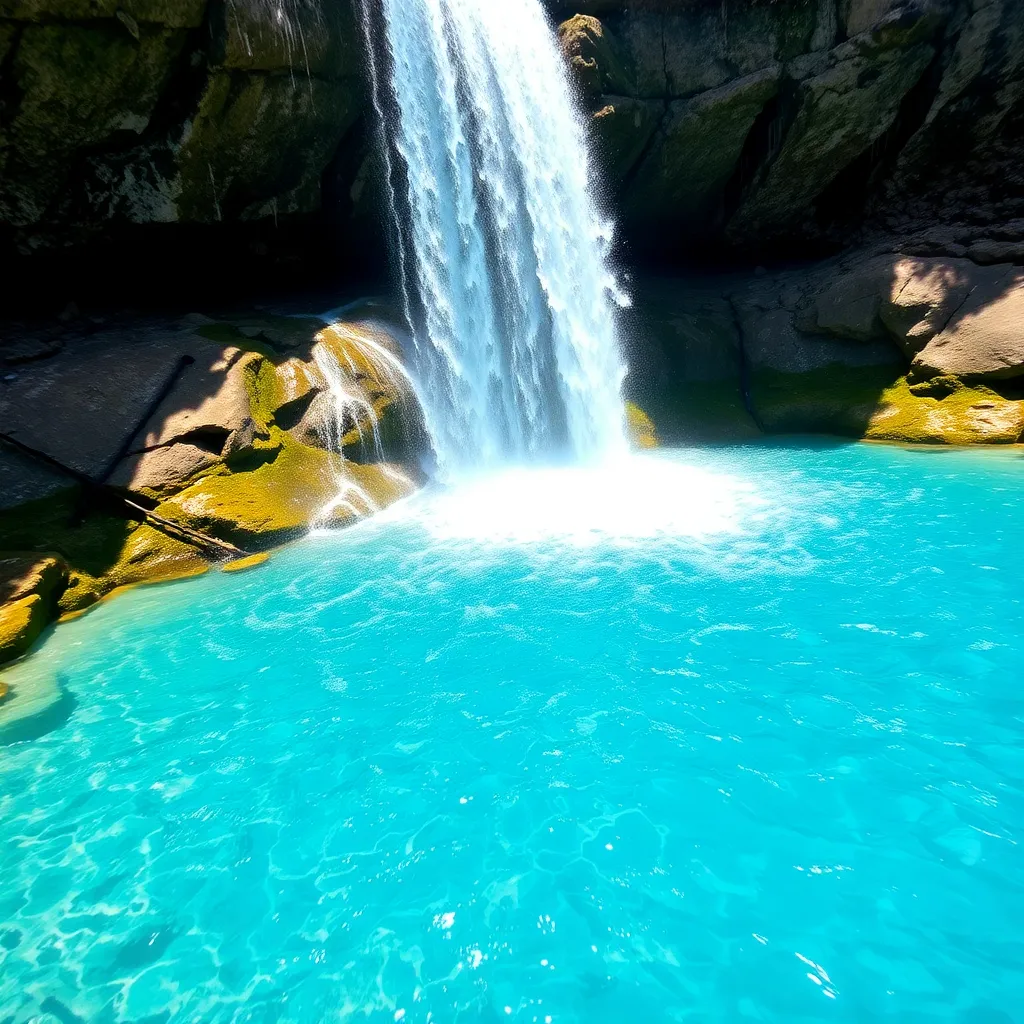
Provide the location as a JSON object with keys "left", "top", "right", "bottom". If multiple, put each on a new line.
{"left": 868, "top": 378, "right": 1024, "bottom": 445}
{"left": 752, "top": 365, "right": 1024, "bottom": 444}
{"left": 0, "top": 553, "right": 68, "bottom": 664}
{"left": 161, "top": 431, "right": 418, "bottom": 548}
{"left": 0, "top": 594, "right": 52, "bottom": 663}
{"left": 0, "top": 489, "right": 211, "bottom": 622}
{"left": 59, "top": 523, "right": 209, "bottom": 614}
{"left": 625, "top": 401, "right": 658, "bottom": 448}
{"left": 558, "top": 14, "right": 632, "bottom": 98}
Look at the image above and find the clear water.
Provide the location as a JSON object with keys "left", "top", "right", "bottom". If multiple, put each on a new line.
{"left": 2, "top": 441, "right": 1023, "bottom": 1023}
{"left": 370, "top": 0, "right": 627, "bottom": 471}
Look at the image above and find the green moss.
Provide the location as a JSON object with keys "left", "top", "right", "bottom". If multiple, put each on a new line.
{"left": 625, "top": 401, "right": 658, "bottom": 448}
{"left": 751, "top": 365, "right": 1024, "bottom": 444}
{"left": 222, "top": 552, "right": 271, "bottom": 574}
{"left": 0, "top": 596, "right": 48, "bottom": 664}
{"left": 0, "top": 489, "right": 131, "bottom": 580}
{"left": 161, "top": 431, "right": 417, "bottom": 548}
{"left": 869, "top": 377, "right": 1024, "bottom": 445}
{"left": 0, "top": 554, "right": 69, "bottom": 665}
{"left": 559, "top": 14, "right": 632, "bottom": 97}
{"left": 0, "top": 488, "right": 210, "bottom": 624}
{"left": 240, "top": 353, "right": 283, "bottom": 432}
{"left": 59, "top": 524, "right": 209, "bottom": 614}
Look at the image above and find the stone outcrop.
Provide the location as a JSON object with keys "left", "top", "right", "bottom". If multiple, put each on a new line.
{"left": 0, "top": 553, "right": 67, "bottom": 662}
{"left": 628, "top": 250, "right": 1024, "bottom": 445}
{"left": 556, "top": 0, "right": 1024, "bottom": 259}
{"left": 2, "top": 0, "right": 1021, "bottom": 271}
{"left": 0, "top": 0, "right": 366, "bottom": 259}
{"left": 0, "top": 307, "right": 425, "bottom": 665}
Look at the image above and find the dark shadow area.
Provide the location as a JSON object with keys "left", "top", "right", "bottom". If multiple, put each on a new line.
{"left": 0, "top": 671, "right": 78, "bottom": 746}
{"left": 0, "top": 488, "right": 135, "bottom": 581}
{"left": 0, "top": 217, "right": 389, "bottom": 319}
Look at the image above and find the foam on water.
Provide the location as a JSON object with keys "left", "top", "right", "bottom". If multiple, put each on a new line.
{"left": 2, "top": 441, "right": 1023, "bottom": 1022}
{"left": 376, "top": 454, "right": 769, "bottom": 548}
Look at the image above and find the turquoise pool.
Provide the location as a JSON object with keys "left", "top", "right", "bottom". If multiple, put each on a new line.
{"left": 2, "top": 440, "right": 1022, "bottom": 1022}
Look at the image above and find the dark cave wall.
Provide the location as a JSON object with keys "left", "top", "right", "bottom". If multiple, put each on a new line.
{"left": 0, "top": 0, "right": 380, "bottom": 305}
{"left": 0, "top": 0, "right": 1021, "bottom": 301}
{"left": 554, "top": 0, "right": 1024, "bottom": 263}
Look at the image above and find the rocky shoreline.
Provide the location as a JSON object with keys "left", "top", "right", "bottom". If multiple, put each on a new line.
{"left": 0, "top": 305, "right": 425, "bottom": 669}
{"left": 1, "top": 0, "right": 1023, "bottom": 682}
{"left": 2, "top": 243, "right": 1022, "bottom": 676}
{"left": 629, "top": 250, "right": 1024, "bottom": 444}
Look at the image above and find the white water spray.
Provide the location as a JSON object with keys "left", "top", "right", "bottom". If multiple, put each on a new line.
{"left": 304, "top": 321, "right": 418, "bottom": 529}
{"left": 368, "top": 0, "right": 629, "bottom": 474}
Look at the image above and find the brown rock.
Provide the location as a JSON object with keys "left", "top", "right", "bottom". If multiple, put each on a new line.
{"left": 114, "top": 442, "right": 223, "bottom": 495}
{"left": 967, "top": 239, "right": 1024, "bottom": 265}
{"left": 742, "top": 308, "right": 902, "bottom": 374}
{"left": 913, "top": 270, "right": 1024, "bottom": 380}
{"left": 0, "top": 553, "right": 68, "bottom": 664}
{"left": 879, "top": 257, "right": 975, "bottom": 355}
{"left": 812, "top": 256, "right": 894, "bottom": 341}
{"left": 0, "top": 324, "right": 237, "bottom": 508}
{"left": 559, "top": 14, "right": 632, "bottom": 98}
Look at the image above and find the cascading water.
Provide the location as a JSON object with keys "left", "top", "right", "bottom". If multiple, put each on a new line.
{"left": 365, "top": 0, "right": 629, "bottom": 474}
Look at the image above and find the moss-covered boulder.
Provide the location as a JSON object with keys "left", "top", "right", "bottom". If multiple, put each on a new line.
{"left": 751, "top": 365, "right": 1024, "bottom": 443}
{"left": 0, "top": 489, "right": 211, "bottom": 620}
{"left": 558, "top": 14, "right": 632, "bottom": 99}
{"left": 0, "top": 308, "right": 427, "bottom": 663}
{"left": 0, "top": 553, "right": 68, "bottom": 663}
{"left": 58, "top": 523, "right": 210, "bottom": 614}
{"left": 161, "top": 431, "right": 418, "bottom": 548}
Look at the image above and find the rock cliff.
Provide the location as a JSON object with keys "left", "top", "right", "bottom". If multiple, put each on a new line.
{"left": 0, "top": 0, "right": 371, "bottom": 298}
{"left": 1, "top": 0, "right": 1020, "bottom": 281}
{"left": 556, "top": 0, "right": 1023, "bottom": 261}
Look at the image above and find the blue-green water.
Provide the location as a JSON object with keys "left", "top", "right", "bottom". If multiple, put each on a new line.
{"left": 2, "top": 441, "right": 1023, "bottom": 1023}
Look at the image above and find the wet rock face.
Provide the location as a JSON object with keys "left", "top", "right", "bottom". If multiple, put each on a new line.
{"left": 0, "top": 0, "right": 366, "bottom": 255}
{"left": 0, "top": 307, "right": 427, "bottom": 665}
{"left": 554, "top": 0, "right": 1024, "bottom": 260}
{"left": 1, "top": 0, "right": 1020, "bottom": 270}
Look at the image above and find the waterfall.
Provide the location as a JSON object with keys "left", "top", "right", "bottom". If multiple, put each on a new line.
{"left": 365, "top": 0, "right": 629, "bottom": 474}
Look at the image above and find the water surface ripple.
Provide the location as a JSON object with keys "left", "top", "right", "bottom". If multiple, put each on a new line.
{"left": 1, "top": 442, "right": 1022, "bottom": 1023}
